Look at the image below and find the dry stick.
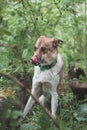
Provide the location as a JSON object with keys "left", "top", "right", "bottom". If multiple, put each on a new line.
{"left": 0, "top": 43, "right": 17, "bottom": 48}
{"left": 0, "top": 72, "right": 60, "bottom": 129}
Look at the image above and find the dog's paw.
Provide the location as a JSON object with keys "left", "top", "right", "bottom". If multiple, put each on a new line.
{"left": 18, "top": 117, "right": 24, "bottom": 123}
{"left": 51, "top": 114, "right": 56, "bottom": 120}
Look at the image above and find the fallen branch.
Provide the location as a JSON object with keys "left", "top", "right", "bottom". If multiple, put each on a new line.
{"left": 69, "top": 80, "right": 87, "bottom": 99}
{"left": 69, "top": 81, "right": 87, "bottom": 89}
{"left": 0, "top": 72, "right": 61, "bottom": 129}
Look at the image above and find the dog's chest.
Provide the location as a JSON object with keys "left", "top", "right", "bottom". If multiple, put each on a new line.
{"left": 33, "top": 66, "right": 60, "bottom": 90}
{"left": 33, "top": 54, "right": 63, "bottom": 88}
{"left": 33, "top": 69, "right": 59, "bottom": 92}
{"left": 41, "top": 82, "right": 51, "bottom": 94}
{"left": 34, "top": 68, "right": 59, "bottom": 83}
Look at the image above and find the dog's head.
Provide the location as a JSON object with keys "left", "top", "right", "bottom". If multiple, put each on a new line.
{"left": 31, "top": 36, "right": 63, "bottom": 66}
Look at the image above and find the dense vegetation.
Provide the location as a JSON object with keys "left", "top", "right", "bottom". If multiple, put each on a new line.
{"left": 0, "top": 0, "right": 87, "bottom": 130}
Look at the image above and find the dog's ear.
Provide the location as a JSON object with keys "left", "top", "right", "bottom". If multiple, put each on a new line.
{"left": 52, "top": 38, "right": 63, "bottom": 48}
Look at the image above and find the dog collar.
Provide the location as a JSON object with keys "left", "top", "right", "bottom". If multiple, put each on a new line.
{"left": 39, "top": 58, "right": 57, "bottom": 71}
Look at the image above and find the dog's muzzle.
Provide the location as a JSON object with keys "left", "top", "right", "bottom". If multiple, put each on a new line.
{"left": 31, "top": 56, "right": 41, "bottom": 65}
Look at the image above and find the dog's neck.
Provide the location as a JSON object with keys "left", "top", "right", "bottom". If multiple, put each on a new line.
{"left": 39, "top": 58, "right": 57, "bottom": 71}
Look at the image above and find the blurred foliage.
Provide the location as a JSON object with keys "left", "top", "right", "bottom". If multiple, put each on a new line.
{"left": 0, "top": 87, "right": 15, "bottom": 98}
{"left": 0, "top": 0, "right": 87, "bottom": 72}
{"left": 0, "top": 0, "right": 87, "bottom": 130}
{"left": 0, "top": 98, "right": 22, "bottom": 130}
{"left": 20, "top": 96, "right": 87, "bottom": 130}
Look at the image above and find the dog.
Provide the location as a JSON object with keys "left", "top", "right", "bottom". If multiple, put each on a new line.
{"left": 22, "top": 36, "right": 64, "bottom": 119}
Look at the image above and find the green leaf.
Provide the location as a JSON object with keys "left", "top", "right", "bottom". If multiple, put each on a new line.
{"left": 20, "top": 123, "right": 35, "bottom": 130}
{"left": 73, "top": 104, "right": 87, "bottom": 122}
{"left": 22, "top": 49, "right": 28, "bottom": 58}
{"left": 0, "top": 27, "right": 11, "bottom": 35}
{"left": 12, "top": 110, "right": 23, "bottom": 119}
{"left": 79, "top": 103, "right": 87, "bottom": 115}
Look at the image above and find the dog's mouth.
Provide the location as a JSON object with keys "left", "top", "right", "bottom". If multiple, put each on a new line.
{"left": 31, "top": 55, "right": 56, "bottom": 66}
{"left": 31, "top": 56, "right": 42, "bottom": 66}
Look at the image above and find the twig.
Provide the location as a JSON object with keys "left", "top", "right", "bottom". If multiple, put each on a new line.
{"left": 0, "top": 72, "right": 61, "bottom": 129}
{"left": 0, "top": 43, "right": 17, "bottom": 48}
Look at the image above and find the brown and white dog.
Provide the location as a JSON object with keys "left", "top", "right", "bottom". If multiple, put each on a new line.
{"left": 23, "top": 36, "right": 64, "bottom": 119}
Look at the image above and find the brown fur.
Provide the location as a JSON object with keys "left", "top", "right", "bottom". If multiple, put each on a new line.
{"left": 33, "top": 36, "right": 61, "bottom": 64}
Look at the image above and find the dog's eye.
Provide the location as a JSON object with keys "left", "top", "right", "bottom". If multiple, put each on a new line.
{"left": 41, "top": 47, "right": 46, "bottom": 53}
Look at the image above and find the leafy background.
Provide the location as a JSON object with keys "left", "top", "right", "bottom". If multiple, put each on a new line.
{"left": 0, "top": 0, "right": 87, "bottom": 130}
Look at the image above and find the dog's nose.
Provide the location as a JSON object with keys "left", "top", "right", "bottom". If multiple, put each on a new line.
{"left": 31, "top": 56, "right": 40, "bottom": 65}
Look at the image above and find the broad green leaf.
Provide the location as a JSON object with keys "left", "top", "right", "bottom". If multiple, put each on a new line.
{"left": 22, "top": 49, "right": 28, "bottom": 58}
{"left": 20, "top": 123, "right": 35, "bottom": 130}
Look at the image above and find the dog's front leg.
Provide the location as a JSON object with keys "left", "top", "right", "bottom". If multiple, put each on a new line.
{"left": 23, "top": 83, "right": 40, "bottom": 118}
{"left": 51, "top": 91, "right": 58, "bottom": 119}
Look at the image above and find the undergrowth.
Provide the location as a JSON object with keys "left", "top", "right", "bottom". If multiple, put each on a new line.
{"left": 20, "top": 92, "right": 87, "bottom": 130}
{"left": 0, "top": 90, "right": 87, "bottom": 130}
{"left": 0, "top": 77, "right": 87, "bottom": 130}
